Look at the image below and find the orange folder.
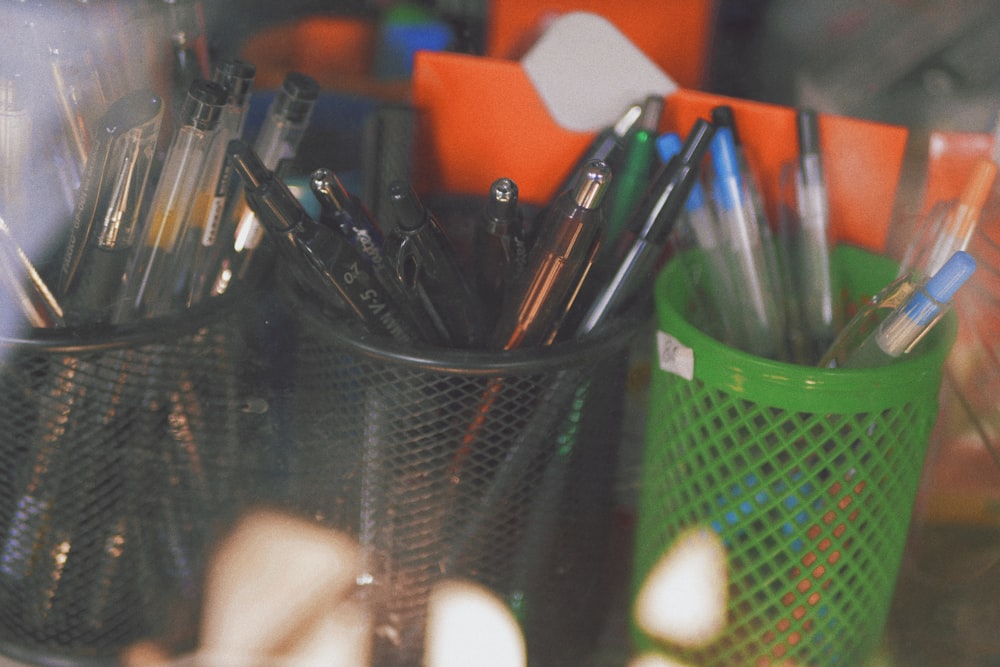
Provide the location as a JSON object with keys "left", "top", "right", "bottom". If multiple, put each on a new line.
{"left": 410, "top": 51, "right": 909, "bottom": 254}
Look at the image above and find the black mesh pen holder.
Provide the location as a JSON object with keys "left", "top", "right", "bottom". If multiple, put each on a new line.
{"left": 0, "top": 295, "right": 277, "bottom": 666}
{"left": 272, "top": 267, "right": 643, "bottom": 667}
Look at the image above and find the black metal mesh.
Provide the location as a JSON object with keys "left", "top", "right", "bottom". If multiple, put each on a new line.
{"left": 276, "top": 274, "right": 638, "bottom": 667}
{"left": 0, "top": 302, "right": 274, "bottom": 664}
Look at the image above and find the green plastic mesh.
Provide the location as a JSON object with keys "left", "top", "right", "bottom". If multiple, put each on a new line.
{"left": 632, "top": 246, "right": 954, "bottom": 666}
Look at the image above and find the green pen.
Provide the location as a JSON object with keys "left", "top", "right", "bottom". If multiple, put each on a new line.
{"left": 604, "top": 94, "right": 663, "bottom": 247}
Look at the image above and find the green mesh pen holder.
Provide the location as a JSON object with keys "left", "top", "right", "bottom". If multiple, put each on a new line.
{"left": 0, "top": 297, "right": 274, "bottom": 666}
{"left": 632, "top": 245, "right": 955, "bottom": 667}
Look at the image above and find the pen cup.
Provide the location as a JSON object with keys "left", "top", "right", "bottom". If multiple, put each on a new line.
{"left": 271, "top": 266, "right": 641, "bottom": 667}
{"left": 0, "top": 298, "right": 274, "bottom": 665}
{"left": 631, "top": 245, "right": 956, "bottom": 666}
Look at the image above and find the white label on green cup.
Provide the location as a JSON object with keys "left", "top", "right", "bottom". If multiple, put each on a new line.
{"left": 657, "top": 331, "right": 694, "bottom": 381}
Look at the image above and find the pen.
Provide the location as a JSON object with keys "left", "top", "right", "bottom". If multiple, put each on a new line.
{"left": 183, "top": 58, "right": 256, "bottom": 306}
{"left": 228, "top": 139, "right": 423, "bottom": 344}
{"left": 310, "top": 167, "right": 386, "bottom": 271}
{"left": 794, "top": 108, "right": 840, "bottom": 354}
{"left": 0, "top": 72, "right": 31, "bottom": 231}
{"left": 162, "top": 0, "right": 210, "bottom": 119}
{"left": 491, "top": 160, "right": 612, "bottom": 350}
{"left": 655, "top": 131, "right": 738, "bottom": 344}
{"left": 230, "top": 71, "right": 320, "bottom": 273}
{"left": 382, "top": 182, "right": 487, "bottom": 349}
{"left": 361, "top": 103, "right": 417, "bottom": 224}
{"left": 116, "top": 79, "right": 227, "bottom": 322}
{"left": 0, "top": 213, "right": 64, "bottom": 329}
{"left": 604, "top": 95, "right": 664, "bottom": 247}
{"left": 552, "top": 103, "right": 641, "bottom": 205}
{"left": 474, "top": 177, "right": 527, "bottom": 321}
{"left": 577, "top": 120, "right": 715, "bottom": 337}
{"left": 58, "top": 89, "right": 163, "bottom": 326}
{"left": 709, "top": 126, "right": 786, "bottom": 359}
{"left": 827, "top": 250, "right": 976, "bottom": 368}
{"left": 899, "top": 156, "right": 997, "bottom": 281}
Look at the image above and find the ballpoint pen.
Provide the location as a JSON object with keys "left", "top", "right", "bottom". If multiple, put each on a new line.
{"left": 552, "top": 103, "right": 641, "bottom": 208}
{"left": 492, "top": 160, "right": 612, "bottom": 350}
{"left": 361, "top": 103, "right": 417, "bottom": 224}
{"left": 822, "top": 250, "right": 976, "bottom": 369}
{"left": 604, "top": 95, "right": 664, "bottom": 247}
{"left": 228, "top": 71, "right": 320, "bottom": 281}
{"left": 228, "top": 139, "right": 424, "bottom": 344}
{"left": 116, "top": 79, "right": 227, "bottom": 322}
{"left": 182, "top": 58, "right": 256, "bottom": 307}
{"left": 474, "top": 177, "right": 527, "bottom": 323}
{"left": 709, "top": 126, "right": 786, "bottom": 359}
{"left": 793, "top": 108, "right": 841, "bottom": 356}
{"left": 656, "top": 131, "right": 737, "bottom": 344}
{"left": 898, "top": 155, "right": 997, "bottom": 281}
{"left": 0, "top": 213, "right": 64, "bottom": 329}
{"left": 382, "top": 181, "right": 487, "bottom": 349}
{"left": 58, "top": 89, "right": 163, "bottom": 326}
{"left": 310, "top": 167, "right": 385, "bottom": 272}
{"left": 161, "top": 0, "right": 211, "bottom": 119}
{"left": 576, "top": 120, "right": 715, "bottom": 338}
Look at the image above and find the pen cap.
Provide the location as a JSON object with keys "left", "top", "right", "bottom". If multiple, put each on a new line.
{"left": 904, "top": 250, "right": 977, "bottom": 325}
{"left": 571, "top": 160, "right": 612, "bottom": 209}
{"left": 709, "top": 127, "right": 741, "bottom": 211}
{"left": 710, "top": 105, "right": 739, "bottom": 145}
{"left": 213, "top": 58, "right": 256, "bottom": 106}
{"left": 182, "top": 79, "right": 226, "bottom": 131}
{"left": 272, "top": 72, "right": 320, "bottom": 124}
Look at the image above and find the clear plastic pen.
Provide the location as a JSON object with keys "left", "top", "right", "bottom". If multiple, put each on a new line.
{"left": 794, "top": 109, "right": 840, "bottom": 353}
{"left": 116, "top": 79, "right": 227, "bottom": 322}
{"left": 182, "top": 58, "right": 256, "bottom": 306}
{"left": 710, "top": 126, "right": 784, "bottom": 358}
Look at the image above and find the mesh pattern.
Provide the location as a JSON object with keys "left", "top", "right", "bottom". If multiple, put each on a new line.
{"left": 632, "top": 247, "right": 950, "bottom": 667}
{"left": 280, "top": 277, "right": 635, "bottom": 666}
{"left": 635, "top": 378, "right": 936, "bottom": 666}
{"left": 0, "top": 305, "right": 272, "bottom": 663}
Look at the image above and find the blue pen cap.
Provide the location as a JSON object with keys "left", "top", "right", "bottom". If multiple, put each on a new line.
{"left": 709, "top": 127, "right": 742, "bottom": 211}
{"left": 904, "top": 250, "right": 977, "bottom": 325}
{"left": 656, "top": 132, "right": 705, "bottom": 211}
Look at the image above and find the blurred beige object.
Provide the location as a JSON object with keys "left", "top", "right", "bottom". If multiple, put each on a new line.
{"left": 197, "top": 510, "right": 371, "bottom": 667}
{"left": 423, "top": 579, "right": 526, "bottom": 667}
{"left": 632, "top": 526, "right": 728, "bottom": 648}
{"left": 628, "top": 653, "right": 697, "bottom": 667}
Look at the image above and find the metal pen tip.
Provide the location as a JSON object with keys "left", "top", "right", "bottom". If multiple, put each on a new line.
{"left": 310, "top": 168, "right": 349, "bottom": 212}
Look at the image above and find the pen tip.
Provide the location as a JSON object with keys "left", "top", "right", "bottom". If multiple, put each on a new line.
{"left": 387, "top": 180, "right": 426, "bottom": 230}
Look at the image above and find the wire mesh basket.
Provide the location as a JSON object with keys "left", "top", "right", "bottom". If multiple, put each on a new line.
{"left": 272, "top": 268, "right": 642, "bottom": 667}
{"left": 632, "top": 245, "right": 956, "bottom": 666}
{"left": 0, "top": 297, "right": 275, "bottom": 665}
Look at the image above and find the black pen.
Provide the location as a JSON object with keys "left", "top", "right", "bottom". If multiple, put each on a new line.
{"left": 228, "top": 139, "right": 423, "bottom": 344}
{"left": 382, "top": 181, "right": 487, "bottom": 349}
{"left": 576, "top": 119, "right": 715, "bottom": 336}
{"left": 554, "top": 103, "right": 641, "bottom": 199}
{"left": 474, "top": 177, "right": 527, "bottom": 319}
{"left": 310, "top": 168, "right": 385, "bottom": 271}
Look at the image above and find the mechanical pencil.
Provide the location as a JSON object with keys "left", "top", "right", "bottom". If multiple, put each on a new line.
{"left": 577, "top": 119, "right": 715, "bottom": 337}
{"left": 228, "top": 139, "right": 422, "bottom": 344}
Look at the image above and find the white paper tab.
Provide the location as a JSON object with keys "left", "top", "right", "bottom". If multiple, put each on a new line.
{"left": 657, "top": 330, "right": 694, "bottom": 381}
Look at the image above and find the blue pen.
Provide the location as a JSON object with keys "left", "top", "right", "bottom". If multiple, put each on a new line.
{"left": 657, "top": 132, "right": 738, "bottom": 344}
{"left": 710, "top": 126, "right": 785, "bottom": 358}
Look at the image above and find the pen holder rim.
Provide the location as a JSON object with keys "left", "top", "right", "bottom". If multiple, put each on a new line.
{"left": 283, "top": 268, "right": 647, "bottom": 374}
{"left": 655, "top": 244, "right": 957, "bottom": 413}
{"left": 0, "top": 290, "right": 244, "bottom": 353}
